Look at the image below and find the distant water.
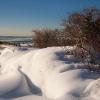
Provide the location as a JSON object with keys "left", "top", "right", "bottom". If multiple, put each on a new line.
{"left": 0, "top": 36, "right": 32, "bottom": 43}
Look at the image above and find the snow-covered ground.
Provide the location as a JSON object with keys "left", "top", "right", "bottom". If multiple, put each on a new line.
{"left": 0, "top": 46, "right": 100, "bottom": 100}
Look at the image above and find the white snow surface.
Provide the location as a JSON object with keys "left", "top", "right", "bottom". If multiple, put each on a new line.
{"left": 0, "top": 46, "right": 100, "bottom": 100}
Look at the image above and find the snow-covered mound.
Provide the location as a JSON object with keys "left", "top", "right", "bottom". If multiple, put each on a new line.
{"left": 83, "top": 78, "right": 100, "bottom": 99}
{"left": 0, "top": 46, "right": 100, "bottom": 100}
{"left": 0, "top": 70, "right": 32, "bottom": 98}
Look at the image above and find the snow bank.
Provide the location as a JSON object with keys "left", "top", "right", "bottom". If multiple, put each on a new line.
{"left": 83, "top": 77, "right": 100, "bottom": 99}
{"left": 0, "top": 70, "right": 32, "bottom": 98}
{"left": 0, "top": 46, "right": 100, "bottom": 100}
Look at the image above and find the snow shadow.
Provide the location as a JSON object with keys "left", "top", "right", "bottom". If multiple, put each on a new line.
{"left": 18, "top": 69, "right": 42, "bottom": 96}
{"left": 56, "top": 52, "right": 82, "bottom": 64}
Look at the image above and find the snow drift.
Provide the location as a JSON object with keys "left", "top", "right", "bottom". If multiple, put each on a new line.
{"left": 0, "top": 46, "right": 100, "bottom": 100}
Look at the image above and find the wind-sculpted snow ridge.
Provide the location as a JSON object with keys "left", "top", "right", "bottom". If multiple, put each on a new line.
{"left": 0, "top": 46, "right": 100, "bottom": 100}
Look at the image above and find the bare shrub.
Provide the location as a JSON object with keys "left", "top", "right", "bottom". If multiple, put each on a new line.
{"left": 32, "top": 29, "right": 60, "bottom": 48}
{"left": 62, "top": 7, "right": 100, "bottom": 66}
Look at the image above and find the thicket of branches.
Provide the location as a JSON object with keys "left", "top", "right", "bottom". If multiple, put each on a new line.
{"left": 33, "top": 29, "right": 75, "bottom": 48}
{"left": 63, "top": 8, "right": 100, "bottom": 48}
{"left": 32, "top": 7, "right": 100, "bottom": 65}
{"left": 62, "top": 7, "right": 100, "bottom": 64}
{"left": 33, "top": 29, "right": 58, "bottom": 48}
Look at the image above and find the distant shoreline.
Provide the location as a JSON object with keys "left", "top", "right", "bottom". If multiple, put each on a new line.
{"left": 0, "top": 36, "right": 32, "bottom": 43}
{"left": 0, "top": 36, "right": 32, "bottom": 38}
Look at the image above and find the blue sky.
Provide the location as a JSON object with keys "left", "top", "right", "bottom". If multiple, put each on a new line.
{"left": 0, "top": 0, "right": 100, "bottom": 36}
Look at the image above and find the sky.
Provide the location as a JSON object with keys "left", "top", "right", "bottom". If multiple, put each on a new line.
{"left": 0, "top": 0, "right": 100, "bottom": 36}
